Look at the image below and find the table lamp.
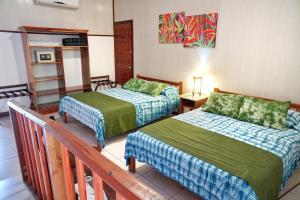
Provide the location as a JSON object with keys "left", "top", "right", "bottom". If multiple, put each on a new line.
{"left": 192, "top": 76, "right": 202, "bottom": 97}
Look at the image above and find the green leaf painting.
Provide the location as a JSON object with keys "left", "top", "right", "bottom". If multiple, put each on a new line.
{"left": 184, "top": 13, "right": 218, "bottom": 48}
{"left": 159, "top": 12, "right": 185, "bottom": 43}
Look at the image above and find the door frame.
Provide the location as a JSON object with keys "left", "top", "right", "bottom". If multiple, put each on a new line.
{"left": 114, "top": 20, "right": 134, "bottom": 84}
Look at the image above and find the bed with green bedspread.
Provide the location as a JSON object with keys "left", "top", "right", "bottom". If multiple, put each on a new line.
{"left": 125, "top": 109, "right": 300, "bottom": 200}
{"left": 59, "top": 87, "right": 179, "bottom": 147}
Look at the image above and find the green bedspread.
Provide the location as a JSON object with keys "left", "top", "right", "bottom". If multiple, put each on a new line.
{"left": 70, "top": 92, "right": 136, "bottom": 138}
{"left": 140, "top": 118, "right": 283, "bottom": 200}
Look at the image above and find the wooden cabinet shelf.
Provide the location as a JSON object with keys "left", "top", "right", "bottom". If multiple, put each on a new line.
{"left": 31, "top": 61, "right": 63, "bottom": 65}
{"left": 35, "top": 75, "right": 65, "bottom": 82}
{"left": 62, "top": 46, "right": 88, "bottom": 50}
{"left": 36, "top": 88, "right": 66, "bottom": 97}
{"left": 38, "top": 101, "right": 59, "bottom": 113}
{"left": 30, "top": 45, "right": 61, "bottom": 49}
{"left": 66, "top": 85, "right": 91, "bottom": 93}
{"left": 29, "top": 45, "right": 88, "bottom": 50}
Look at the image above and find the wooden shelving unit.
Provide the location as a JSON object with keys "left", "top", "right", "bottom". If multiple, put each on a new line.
{"left": 20, "top": 26, "right": 92, "bottom": 114}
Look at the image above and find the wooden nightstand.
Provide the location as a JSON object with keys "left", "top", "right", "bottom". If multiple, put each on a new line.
{"left": 179, "top": 94, "right": 208, "bottom": 113}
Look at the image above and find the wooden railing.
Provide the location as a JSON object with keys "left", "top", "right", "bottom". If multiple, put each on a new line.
{"left": 8, "top": 100, "right": 163, "bottom": 200}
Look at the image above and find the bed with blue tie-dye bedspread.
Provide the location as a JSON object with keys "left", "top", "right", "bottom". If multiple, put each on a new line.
{"left": 125, "top": 109, "right": 300, "bottom": 200}
{"left": 59, "top": 87, "right": 179, "bottom": 147}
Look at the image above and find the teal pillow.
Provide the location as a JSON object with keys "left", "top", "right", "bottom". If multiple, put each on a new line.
{"left": 123, "top": 78, "right": 145, "bottom": 92}
{"left": 202, "top": 92, "right": 244, "bottom": 118}
{"left": 139, "top": 81, "right": 168, "bottom": 96}
{"left": 238, "top": 96, "right": 290, "bottom": 130}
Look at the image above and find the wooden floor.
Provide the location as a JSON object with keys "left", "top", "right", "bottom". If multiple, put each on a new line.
{"left": 0, "top": 114, "right": 300, "bottom": 200}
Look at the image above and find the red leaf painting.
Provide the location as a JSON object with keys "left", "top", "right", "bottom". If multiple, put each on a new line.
{"left": 159, "top": 12, "right": 185, "bottom": 43}
{"left": 184, "top": 13, "right": 218, "bottom": 48}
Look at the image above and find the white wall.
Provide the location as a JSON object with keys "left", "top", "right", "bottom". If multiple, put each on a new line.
{"left": 89, "top": 36, "right": 115, "bottom": 80}
{"left": 0, "top": 0, "right": 115, "bottom": 111}
{"left": 0, "top": 33, "right": 30, "bottom": 111}
{"left": 0, "top": 33, "right": 27, "bottom": 86}
{"left": 0, "top": 0, "right": 113, "bottom": 34}
{"left": 115, "top": 0, "right": 300, "bottom": 103}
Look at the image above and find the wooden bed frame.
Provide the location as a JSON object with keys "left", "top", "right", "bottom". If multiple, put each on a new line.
{"left": 128, "top": 87, "right": 300, "bottom": 172}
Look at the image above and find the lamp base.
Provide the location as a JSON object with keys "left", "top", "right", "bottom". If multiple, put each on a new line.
{"left": 192, "top": 92, "right": 201, "bottom": 97}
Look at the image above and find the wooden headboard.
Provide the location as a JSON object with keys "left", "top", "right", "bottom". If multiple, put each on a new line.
{"left": 137, "top": 74, "right": 183, "bottom": 95}
{"left": 214, "top": 88, "right": 300, "bottom": 112}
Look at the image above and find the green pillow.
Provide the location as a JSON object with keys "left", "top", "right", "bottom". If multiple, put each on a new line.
{"left": 123, "top": 78, "right": 145, "bottom": 92}
{"left": 202, "top": 92, "right": 244, "bottom": 118}
{"left": 139, "top": 81, "right": 168, "bottom": 96}
{"left": 238, "top": 96, "right": 290, "bottom": 130}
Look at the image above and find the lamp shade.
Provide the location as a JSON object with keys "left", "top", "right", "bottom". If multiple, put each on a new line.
{"left": 192, "top": 76, "right": 202, "bottom": 96}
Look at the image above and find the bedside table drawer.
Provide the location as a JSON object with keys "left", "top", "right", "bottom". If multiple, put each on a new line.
{"left": 194, "top": 98, "right": 207, "bottom": 108}
{"left": 181, "top": 98, "right": 196, "bottom": 107}
{"left": 179, "top": 95, "right": 208, "bottom": 113}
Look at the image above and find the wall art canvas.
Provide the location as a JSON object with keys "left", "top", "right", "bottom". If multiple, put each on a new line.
{"left": 184, "top": 13, "right": 218, "bottom": 48}
{"left": 159, "top": 12, "right": 185, "bottom": 43}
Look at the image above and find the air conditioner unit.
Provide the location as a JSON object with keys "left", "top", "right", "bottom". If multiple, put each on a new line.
{"left": 34, "top": 0, "right": 79, "bottom": 9}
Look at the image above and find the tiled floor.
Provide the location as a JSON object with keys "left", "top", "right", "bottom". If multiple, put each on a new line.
{"left": 0, "top": 115, "right": 300, "bottom": 200}
{"left": 0, "top": 117, "right": 36, "bottom": 200}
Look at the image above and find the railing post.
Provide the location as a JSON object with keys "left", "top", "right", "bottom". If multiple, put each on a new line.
{"left": 44, "top": 130, "right": 67, "bottom": 199}
{"left": 93, "top": 173, "right": 104, "bottom": 200}
{"left": 60, "top": 144, "right": 75, "bottom": 200}
{"left": 16, "top": 112, "right": 34, "bottom": 186}
{"left": 75, "top": 157, "right": 87, "bottom": 200}
{"left": 23, "top": 117, "right": 42, "bottom": 198}
{"left": 8, "top": 107, "right": 27, "bottom": 182}
{"left": 36, "top": 125, "right": 53, "bottom": 199}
